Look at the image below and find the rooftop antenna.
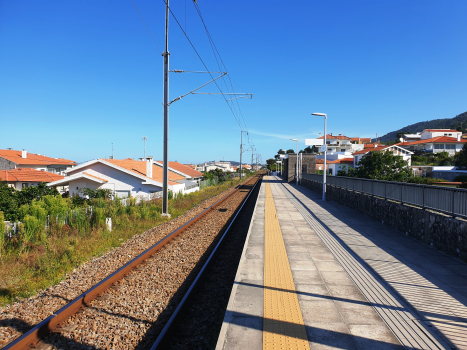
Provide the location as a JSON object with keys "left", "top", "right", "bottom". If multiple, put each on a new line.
{"left": 112, "top": 143, "right": 114, "bottom": 159}
{"left": 142, "top": 136, "right": 147, "bottom": 158}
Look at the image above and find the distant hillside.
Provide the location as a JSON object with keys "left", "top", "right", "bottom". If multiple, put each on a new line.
{"left": 375, "top": 111, "right": 467, "bottom": 143}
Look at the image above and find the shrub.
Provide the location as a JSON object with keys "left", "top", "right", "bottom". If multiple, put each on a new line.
{"left": 22, "top": 215, "right": 44, "bottom": 244}
{"left": 453, "top": 175, "right": 467, "bottom": 183}
{"left": 0, "top": 211, "right": 5, "bottom": 255}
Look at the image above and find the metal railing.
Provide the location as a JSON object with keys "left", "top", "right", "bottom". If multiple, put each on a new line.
{"left": 301, "top": 173, "right": 467, "bottom": 218}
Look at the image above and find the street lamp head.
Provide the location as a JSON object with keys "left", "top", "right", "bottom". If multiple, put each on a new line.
{"left": 312, "top": 113, "right": 326, "bottom": 117}
{"left": 290, "top": 138, "right": 298, "bottom": 141}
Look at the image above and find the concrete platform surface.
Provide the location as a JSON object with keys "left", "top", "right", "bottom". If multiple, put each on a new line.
{"left": 216, "top": 177, "right": 467, "bottom": 350}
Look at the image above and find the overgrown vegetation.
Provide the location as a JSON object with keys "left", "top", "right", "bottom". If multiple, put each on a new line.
{"left": 411, "top": 152, "right": 455, "bottom": 166}
{"left": 0, "top": 176, "right": 252, "bottom": 306}
{"left": 0, "top": 182, "right": 60, "bottom": 222}
{"left": 455, "top": 144, "right": 467, "bottom": 170}
{"left": 336, "top": 150, "right": 445, "bottom": 185}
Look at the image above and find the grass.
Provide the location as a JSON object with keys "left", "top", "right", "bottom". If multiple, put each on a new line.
{"left": 0, "top": 176, "right": 252, "bottom": 307}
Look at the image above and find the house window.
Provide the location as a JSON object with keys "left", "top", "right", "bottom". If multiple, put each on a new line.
{"left": 22, "top": 183, "right": 29, "bottom": 188}
{"left": 434, "top": 144, "right": 443, "bottom": 150}
{"left": 446, "top": 144, "right": 455, "bottom": 150}
{"left": 341, "top": 149, "right": 346, "bottom": 152}
{"left": 116, "top": 190, "right": 130, "bottom": 198}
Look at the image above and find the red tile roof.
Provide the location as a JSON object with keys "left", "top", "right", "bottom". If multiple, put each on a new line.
{"left": 350, "top": 137, "right": 372, "bottom": 143}
{"left": 353, "top": 146, "right": 392, "bottom": 155}
{"left": 157, "top": 161, "right": 203, "bottom": 178}
{"left": 424, "top": 129, "right": 460, "bottom": 133}
{"left": 0, "top": 168, "right": 64, "bottom": 183}
{"left": 364, "top": 143, "right": 383, "bottom": 148}
{"left": 396, "top": 136, "right": 467, "bottom": 146}
{"left": 327, "top": 158, "right": 354, "bottom": 164}
{"left": 0, "top": 149, "right": 76, "bottom": 166}
{"left": 104, "top": 158, "right": 183, "bottom": 185}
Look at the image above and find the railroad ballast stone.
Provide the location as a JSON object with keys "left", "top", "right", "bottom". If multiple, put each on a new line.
{"left": 0, "top": 177, "right": 258, "bottom": 349}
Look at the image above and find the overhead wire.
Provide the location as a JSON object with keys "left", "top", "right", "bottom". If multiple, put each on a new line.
{"left": 130, "top": 0, "right": 237, "bottom": 144}
{"left": 165, "top": 1, "right": 248, "bottom": 136}
{"left": 191, "top": 1, "right": 253, "bottom": 147}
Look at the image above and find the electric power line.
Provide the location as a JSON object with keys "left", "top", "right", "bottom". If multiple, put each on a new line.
{"left": 130, "top": 0, "right": 237, "bottom": 144}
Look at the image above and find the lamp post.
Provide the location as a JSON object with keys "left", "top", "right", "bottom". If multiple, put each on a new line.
{"left": 312, "top": 113, "right": 327, "bottom": 201}
{"left": 276, "top": 161, "right": 281, "bottom": 177}
{"left": 290, "top": 139, "right": 298, "bottom": 186}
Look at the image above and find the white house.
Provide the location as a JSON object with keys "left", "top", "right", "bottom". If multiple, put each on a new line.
{"left": 0, "top": 168, "right": 65, "bottom": 190}
{"left": 47, "top": 157, "right": 191, "bottom": 198}
{"left": 0, "top": 149, "right": 76, "bottom": 175}
{"left": 397, "top": 135, "right": 466, "bottom": 155}
{"left": 420, "top": 129, "right": 462, "bottom": 140}
{"left": 306, "top": 134, "right": 365, "bottom": 162}
{"left": 154, "top": 161, "right": 203, "bottom": 183}
{"left": 352, "top": 145, "right": 413, "bottom": 166}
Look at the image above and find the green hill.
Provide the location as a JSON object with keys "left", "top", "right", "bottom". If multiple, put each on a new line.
{"left": 376, "top": 111, "right": 467, "bottom": 143}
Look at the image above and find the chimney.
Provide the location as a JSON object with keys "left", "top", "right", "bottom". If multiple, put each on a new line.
{"left": 22, "top": 149, "right": 27, "bottom": 158}
{"left": 457, "top": 134, "right": 461, "bottom": 141}
{"left": 374, "top": 144, "right": 377, "bottom": 148}
{"left": 146, "top": 157, "right": 153, "bottom": 178}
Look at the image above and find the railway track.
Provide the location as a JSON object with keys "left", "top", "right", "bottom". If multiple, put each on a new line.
{"left": 2, "top": 174, "right": 262, "bottom": 350}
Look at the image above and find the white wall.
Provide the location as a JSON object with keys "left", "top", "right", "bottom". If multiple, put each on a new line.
{"left": 67, "top": 162, "right": 166, "bottom": 197}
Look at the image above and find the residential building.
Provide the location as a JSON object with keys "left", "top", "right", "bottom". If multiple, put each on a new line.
{"left": 202, "top": 161, "right": 232, "bottom": 173}
{"left": 154, "top": 161, "right": 203, "bottom": 184}
{"left": 350, "top": 137, "right": 372, "bottom": 144}
{"left": 397, "top": 135, "right": 467, "bottom": 155}
{"left": 0, "top": 168, "right": 64, "bottom": 190}
{"left": 311, "top": 134, "right": 366, "bottom": 162}
{"left": 420, "top": 129, "right": 462, "bottom": 140}
{"left": 315, "top": 159, "right": 328, "bottom": 172}
{"left": 352, "top": 145, "right": 413, "bottom": 166}
{"left": 327, "top": 158, "right": 354, "bottom": 176}
{"left": 47, "top": 157, "right": 193, "bottom": 198}
{"left": 0, "top": 149, "right": 76, "bottom": 174}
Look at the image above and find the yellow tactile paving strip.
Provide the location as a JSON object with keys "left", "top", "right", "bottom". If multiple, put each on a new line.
{"left": 263, "top": 179, "right": 310, "bottom": 350}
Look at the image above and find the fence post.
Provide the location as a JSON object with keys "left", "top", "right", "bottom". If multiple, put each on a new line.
{"left": 422, "top": 186, "right": 425, "bottom": 209}
{"left": 400, "top": 184, "right": 403, "bottom": 205}
{"left": 452, "top": 189, "right": 455, "bottom": 217}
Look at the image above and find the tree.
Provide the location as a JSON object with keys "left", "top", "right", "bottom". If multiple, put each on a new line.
{"left": 355, "top": 150, "right": 413, "bottom": 182}
{"left": 455, "top": 144, "right": 467, "bottom": 170}
{"left": 266, "top": 158, "right": 277, "bottom": 171}
{"left": 286, "top": 149, "right": 295, "bottom": 154}
{"left": 302, "top": 145, "right": 318, "bottom": 153}
{"left": 277, "top": 149, "right": 285, "bottom": 155}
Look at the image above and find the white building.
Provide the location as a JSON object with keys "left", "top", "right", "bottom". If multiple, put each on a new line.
{"left": 47, "top": 157, "right": 192, "bottom": 198}
{"left": 0, "top": 149, "right": 76, "bottom": 175}
{"left": 352, "top": 145, "right": 413, "bottom": 166}
{"left": 420, "top": 129, "right": 462, "bottom": 140}
{"left": 397, "top": 135, "right": 467, "bottom": 155}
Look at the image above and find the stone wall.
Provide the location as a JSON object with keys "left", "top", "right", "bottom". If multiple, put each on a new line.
{"left": 432, "top": 170, "right": 467, "bottom": 181}
{"left": 283, "top": 154, "right": 316, "bottom": 183}
{"left": 0, "top": 157, "right": 16, "bottom": 170}
{"left": 301, "top": 177, "right": 467, "bottom": 262}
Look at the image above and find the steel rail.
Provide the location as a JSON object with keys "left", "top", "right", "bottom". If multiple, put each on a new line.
{"left": 150, "top": 175, "right": 262, "bottom": 349}
{"left": 5, "top": 175, "right": 262, "bottom": 350}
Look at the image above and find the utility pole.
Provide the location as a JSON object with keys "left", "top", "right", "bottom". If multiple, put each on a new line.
{"left": 162, "top": 0, "right": 170, "bottom": 217}
{"left": 240, "top": 131, "right": 243, "bottom": 180}
{"left": 239, "top": 131, "right": 248, "bottom": 180}
{"left": 142, "top": 136, "right": 147, "bottom": 158}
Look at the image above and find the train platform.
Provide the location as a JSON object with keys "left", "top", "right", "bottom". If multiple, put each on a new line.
{"left": 216, "top": 176, "right": 467, "bottom": 350}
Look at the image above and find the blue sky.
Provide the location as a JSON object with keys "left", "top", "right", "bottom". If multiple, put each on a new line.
{"left": 1, "top": 1, "right": 466, "bottom": 164}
